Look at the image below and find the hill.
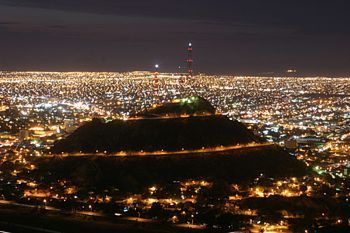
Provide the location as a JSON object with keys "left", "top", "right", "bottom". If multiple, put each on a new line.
{"left": 45, "top": 97, "right": 308, "bottom": 192}
{"left": 51, "top": 97, "right": 262, "bottom": 154}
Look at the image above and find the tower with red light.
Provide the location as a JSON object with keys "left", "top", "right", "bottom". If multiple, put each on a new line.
{"left": 153, "top": 64, "right": 160, "bottom": 104}
{"left": 187, "top": 42, "right": 193, "bottom": 77}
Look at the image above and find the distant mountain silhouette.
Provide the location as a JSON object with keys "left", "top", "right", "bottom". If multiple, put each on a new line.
{"left": 51, "top": 97, "right": 263, "bottom": 153}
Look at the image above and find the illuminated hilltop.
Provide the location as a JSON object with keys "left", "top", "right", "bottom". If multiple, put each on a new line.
{"left": 135, "top": 96, "right": 216, "bottom": 118}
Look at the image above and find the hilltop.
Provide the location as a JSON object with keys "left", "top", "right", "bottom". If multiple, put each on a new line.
{"left": 51, "top": 97, "right": 262, "bottom": 154}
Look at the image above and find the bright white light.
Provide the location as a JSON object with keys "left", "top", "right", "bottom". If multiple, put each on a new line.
{"left": 155, "top": 64, "right": 159, "bottom": 69}
{"left": 189, "top": 43, "right": 192, "bottom": 47}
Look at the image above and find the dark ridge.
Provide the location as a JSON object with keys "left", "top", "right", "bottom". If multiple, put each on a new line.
{"left": 51, "top": 115, "right": 262, "bottom": 153}
{"left": 37, "top": 146, "right": 308, "bottom": 193}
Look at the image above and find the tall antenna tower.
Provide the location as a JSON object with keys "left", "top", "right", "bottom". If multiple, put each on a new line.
{"left": 187, "top": 42, "right": 193, "bottom": 77}
{"left": 153, "top": 64, "right": 159, "bottom": 104}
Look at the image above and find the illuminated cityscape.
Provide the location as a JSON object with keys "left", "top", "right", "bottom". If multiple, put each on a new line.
{"left": 1, "top": 1, "right": 350, "bottom": 232}
{"left": 0, "top": 71, "right": 349, "bottom": 232}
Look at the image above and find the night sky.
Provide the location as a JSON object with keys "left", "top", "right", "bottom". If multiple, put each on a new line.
{"left": 1, "top": 0, "right": 350, "bottom": 75}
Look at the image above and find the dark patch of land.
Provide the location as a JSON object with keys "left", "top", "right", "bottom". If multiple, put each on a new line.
{"left": 51, "top": 115, "right": 262, "bottom": 154}
{"left": 0, "top": 206, "right": 194, "bottom": 233}
{"left": 38, "top": 146, "right": 307, "bottom": 192}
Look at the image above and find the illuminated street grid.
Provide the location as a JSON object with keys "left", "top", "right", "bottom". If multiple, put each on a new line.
{"left": 0, "top": 71, "right": 350, "bottom": 232}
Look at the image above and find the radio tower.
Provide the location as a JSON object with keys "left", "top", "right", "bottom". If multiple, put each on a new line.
{"left": 153, "top": 64, "right": 159, "bottom": 105}
{"left": 187, "top": 42, "right": 193, "bottom": 77}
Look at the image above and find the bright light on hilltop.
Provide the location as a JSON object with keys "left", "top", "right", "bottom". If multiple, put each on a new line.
{"left": 180, "top": 96, "right": 198, "bottom": 104}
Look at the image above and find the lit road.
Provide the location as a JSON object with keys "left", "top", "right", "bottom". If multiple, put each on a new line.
{"left": 249, "top": 223, "right": 291, "bottom": 233}
{"left": 175, "top": 223, "right": 206, "bottom": 230}
{"left": 58, "top": 142, "right": 274, "bottom": 157}
{"left": 123, "top": 113, "right": 221, "bottom": 121}
{"left": 0, "top": 200, "right": 59, "bottom": 211}
{"left": 0, "top": 200, "right": 166, "bottom": 231}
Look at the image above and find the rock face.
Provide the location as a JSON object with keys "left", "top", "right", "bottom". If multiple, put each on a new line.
{"left": 51, "top": 97, "right": 263, "bottom": 153}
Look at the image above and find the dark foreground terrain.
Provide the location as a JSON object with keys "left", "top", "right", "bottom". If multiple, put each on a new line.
{"left": 0, "top": 205, "right": 197, "bottom": 233}
{"left": 1, "top": 200, "right": 349, "bottom": 233}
